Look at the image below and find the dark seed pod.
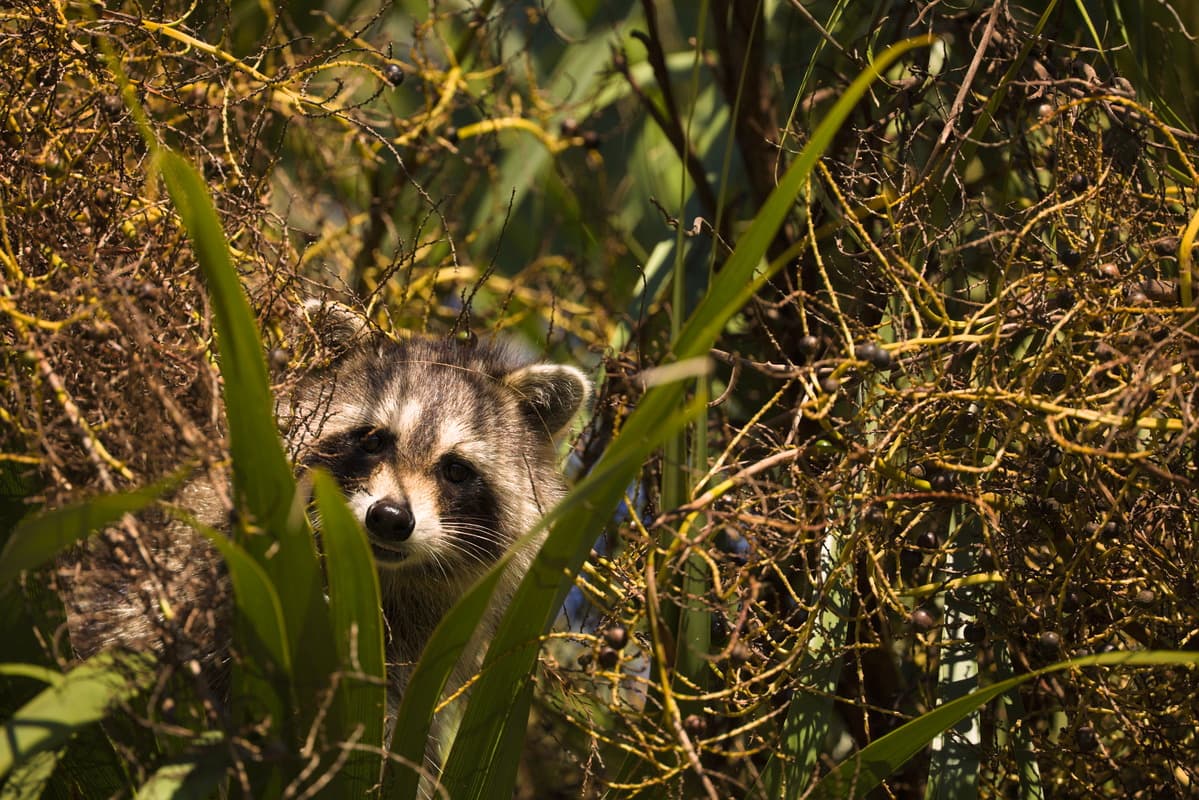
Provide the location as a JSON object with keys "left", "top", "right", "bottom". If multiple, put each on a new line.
{"left": 269, "top": 348, "right": 291, "bottom": 370}
{"left": 1150, "top": 236, "right": 1180, "bottom": 256}
{"left": 870, "top": 346, "right": 893, "bottom": 369}
{"left": 1135, "top": 588, "right": 1156, "bottom": 607}
{"left": 729, "top": 643, "right": 751, "bottom": 663}
{"left": 910, "top": 608, "right": 936, "bottom": 631}
{"left": 1038, "top": 630, "right": 1062, "bottom": 654}
{"left": 101, "top": 94, "right": 125, "bottom": 117}
{"left": 445, "top": 126, "right": 459, "bottom": 144}
{"left": 582, "top": 130, "right": 601, "bottom": 150}
{"left": 916, "top": 529, "right": 939, "bottom": 549}
{"left": 797, "top": 334, "right": 821, "bottom": 359}
{"left": 603, "top": 624, "right": 628, "bottom": 650}
{"left": 1054, "top": 288, "right": 1075, "bottom": 309}
{"left": 854, "top": 342, "right": 881, "bottom": 363}
{"left": 560, "top": 117, "right": 579, "bottom": 136}
{"left": 930, "top": 472, "right": 954, "bottom": 492}
{"left": 384, "top": 63, "right": 405, "bottom": 87}
{"left": 1057, "top": 244, "right": 1082, "bottom": 268}
{"left": 1076, "top": 725, "right": 1099, "bottom": 752}
{"left": 1043, "top": 446, "right": 1063, "bottom": 467}
{"left": 597, "top": 646, "right": 620, "bottom": 669}
{"left": 862, "top": 503, "right": 888, "bottom": 525}
{"left": 683, "top": 714, "right": 707, "bottom": 735}
{"left": 1140, "top": 279, "right": 1177, "bottom": 304}
{"left": 577, "top": 652, "right": 593, "bottom": 668}
{"left": 818, "top": 376, "right": 840, "bottom": 395}
{"left": 1100, "top": 520, "right": 1122, "bottom": 539}
{"left": 1066, "top": 172, "right": 1089, "bottom": 193}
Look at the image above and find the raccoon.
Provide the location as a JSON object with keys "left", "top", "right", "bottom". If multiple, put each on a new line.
{"left": 61, "top": 302, "right": 591, "bottom": 766}
{"left": 287, "top": 306, "right": 592, "bottom": 716}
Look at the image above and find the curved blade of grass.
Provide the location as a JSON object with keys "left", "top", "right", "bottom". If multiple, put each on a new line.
{"left": 0, "top": 748, "right": 59, "bottom": 800}
{"left": 810, "top": 650, "right": 1199, "bottom": 798}
{"left": 422, "top": 391, "right": 705, "bottom": 800}
{"left": 133, "top": 746, "right": 228, "bottom": 800}
{"left": 0, "top": 470, "right": 185, "bottom": 589}
{"left": 193, "top": 522, "right": 291, "bottom": 732}
{"left": 672, "top": 34, "right": 935, "bottom": 362}
{"left": 154, "top": 149, "right": 336, "bottom": 728}
{"left": 438, "top": 35, "right": 937, "bottom": 800}
{"left": 313, "top": 471, "right": 386, "bottom": 793}
{"left": 0, "top": 666, "right": 62, "bottom": 688}
{"left": 0, "top": 652, "right": 153, "bottom": 782}
{"left": 382, "top": 544, "right": 517, "bottom": 798}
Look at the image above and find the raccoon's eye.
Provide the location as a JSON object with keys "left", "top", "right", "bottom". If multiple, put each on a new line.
{"left": 357, "top": 428, "right": 387, "bottom": 455}
{"left": 441, "top": 457, "right": 475, "bottom": 484}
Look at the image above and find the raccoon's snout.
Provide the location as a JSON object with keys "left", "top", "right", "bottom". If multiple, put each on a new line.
{"left": 366, "top": 498, "right": 415, "bottom": 542}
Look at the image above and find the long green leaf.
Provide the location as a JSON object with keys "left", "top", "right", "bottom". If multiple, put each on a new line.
{"left": 0, "top": 472, "right": 184, "bottom": 589}
{"left": 0, "top": 749, "right": 59, "bottom": 800}
{"left": 382, "top": 542, "right": 516, "bottom": 798}
{"left": 133, "top": 746, "right": 228, "bottom": 800}
{"left": 673, "top": 34, "right": 936, "bottom": 363}
{"left": 0, "top": 652, "right": 153, "bottom": 782}
{"left": 437, "top": 391, "right": 703, "bottom": 799}
{"left": 313, "top": 471, "right": 386, "bottom": 794}
{"left": 438, "top": 35, "right": 937, "bottom": 800}
{"left": 810, "top": 650, "right": 1199, "bottom": 798}
{"left": 155, "top": 149, "right": 337, "bottom": 732}
{"left": 194, "top": 523, "right": 291, "bottom": 736}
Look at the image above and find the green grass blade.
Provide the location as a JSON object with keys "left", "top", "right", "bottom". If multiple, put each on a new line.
{"left": 382, "top": 540, "right": 523, "bottom": 798}
{"left": 0, "top": 748, "right": 59, "bottom": 800}
{"left": 436, "top": 392, "right": 705, "bottom": 800}
{"left": 811, "top": 650, "right": 1199, "bottom": 798}
{"left": 0, "top": 472, "right": 184, "bottom": 588}
{"left": 313, "top": 471, "right": 386, "bottom": 793}
{"left": 154, "top": 149, "right": 337, "bottom": 729}
{"left": 153, "top": 151, "right": 293, "bottom": 533}
{"left": 0, "top": 666, "right": 61, "bottom": 688}
{"left": 0, "top": 652, "right": 153, "bottom": 783}
{"left": 133, "top": 747, "right": 228, "bottom": 800}
{"left": 193, "top": 524, "right": 291, "bottom": 744}
{"left": 673, "top": 34, "right": 936, "bottom": 362}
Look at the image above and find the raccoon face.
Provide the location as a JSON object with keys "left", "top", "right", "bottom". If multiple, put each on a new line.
{"left": 292, "top": 332, "right": 590, "bottom": 579}
{"left": 312, "top": 420, "right": 504, "bottom": 570}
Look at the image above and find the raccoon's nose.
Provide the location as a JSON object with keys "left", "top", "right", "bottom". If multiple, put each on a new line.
{"left": 366, "top": 498, "right": 415, "bottom": 542}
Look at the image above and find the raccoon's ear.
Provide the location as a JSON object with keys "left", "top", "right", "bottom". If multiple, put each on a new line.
{"left": 506, "top": 363, "right": 592, "bottom": 438}
{"left": 302, "top": 299, "right": 370, "bottom": 351}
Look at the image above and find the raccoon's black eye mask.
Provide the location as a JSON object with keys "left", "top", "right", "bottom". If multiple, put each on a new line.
{"left": 356, "top": 427, "right": 390, "bottom": 455}
{"left": 438, "top": 454, "right": 476, "bottom": 485}
{"left": 303, "top": 426, "right": 394, "bottom": 484}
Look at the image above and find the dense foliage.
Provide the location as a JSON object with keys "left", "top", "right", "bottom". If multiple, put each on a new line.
{"left": 2, "top": 1, "right": 1199, "bottom": 798}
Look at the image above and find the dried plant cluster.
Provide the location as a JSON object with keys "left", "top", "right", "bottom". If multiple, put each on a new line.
{"left": 543, "top": 8, "right": 1199, "bottom": 800}
{"left": 2, "top": 1, "right": 1198, "bottom": 798}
